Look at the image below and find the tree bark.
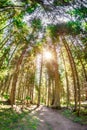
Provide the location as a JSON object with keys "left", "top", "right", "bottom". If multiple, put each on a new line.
{"left": 62, "top": 36, "right": 78, "bottom": 111}
{"left": 9, "top": 47, "right": 27, "bottom": 106}
{"left": 52, "top": 45, "right": 61, "bottom": 109}
{"left": 38, "top": 53, "right": 43, "bottom": 106}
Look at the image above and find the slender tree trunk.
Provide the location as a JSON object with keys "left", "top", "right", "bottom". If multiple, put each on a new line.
{"left": 62, "top": 37, "right": 78, "bottom": 111}
{"left": 60, "top": 48, "right": 70, "bottom": 108}
{"left": 51, "top": 79, "right": 55, "bottom": 105}
{"left": 71, "top": 36, "right": 87, "bottom": 103}
{"left": 9, "top": 47, "right": 27, "bottom": 106}
{"left": 47, "top": 77, "right": 51, "bottom": 106}
{"left": 38, "top": 53, "right": 43, "bottom": 106}
{"left": 52, "top": 45, "right": 61, "bottom": 109}
{"left": 45, "top": 73, "right": 48, "bottom": 105}
{"left": 10, "top": 72, "right": 18, "bottom": 105}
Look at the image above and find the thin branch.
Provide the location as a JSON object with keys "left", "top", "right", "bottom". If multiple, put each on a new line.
{"left": 0, "top": 21, "right": 13, "bottom": 32}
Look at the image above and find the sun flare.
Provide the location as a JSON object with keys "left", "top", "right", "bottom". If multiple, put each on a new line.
{"left": 43, "top": 50, "right": 52, "bottom": 60}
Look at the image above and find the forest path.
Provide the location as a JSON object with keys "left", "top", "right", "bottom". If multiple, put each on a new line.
{"left": 33, "top": 106, "right": 87, "bottom": 130}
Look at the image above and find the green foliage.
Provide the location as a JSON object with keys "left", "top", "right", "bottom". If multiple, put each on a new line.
{"left": 18, "top": 11, "right": 25, "bottom": 19}
{"left": 0, "top": 107, "right": 38, "bottom": 130}
{"left": 67, "top": 7, "right": 87, "bottom": 33}
{"left": 81, "top": 109, "right": 87, "bottom": 115}
{"left": 81, "top": 36, "right": 87, "bottom": 45}
{"left": 26, "top": 3, "right": 38, "bottom": 14}
{"left": 64, "top": 0, "right": 71, "bottom": 2}
{"left": 73, "top": 116, "right": 82, "bottom": 123}
{"left": 47, "top": 25, "right": 58, "bottom": 39}
{"left": 63, "top": 109, "right": 87, "bottom": 124}
{"left": 0, "top": 0, "right": 13, "bottom": 7}
{"left": 13, "top": 17, "right": 26, "bottom": 28}
{"left": 80, "top": 36, "right": 87, "bottom": 61}
{"left": 82, "top": 22, "right": 87, "bottom": 31}
{"left": 3, "top": 93, "right": 9, "bottom": 100}
{"left": 67, "top": 21, "right": 81, "bottom": 34}
{"left": 47, "top": 22, "right": 83, "bottom": 36}
{"left": 53, "top": 0, "right": 73, "bottom": 6}
{"left": 53, "top": 1, "right": 62, "bottom": 6}
{"left": 26, "top": 96, "right": 31, "bottom": 100}
{"left": 68, "top": 7, "right": 87, "bottom": 19}
{"left": 0, "top": 69, "right": 8, "bottom": 80}
{"left": 0, "top": 47, "right": 10, "bottom": 69}
{"left": 63, "top": 109, "right": 72, "bottom": 118}
{"left": 31, "top": 18, "right": 42, "bottom": 30}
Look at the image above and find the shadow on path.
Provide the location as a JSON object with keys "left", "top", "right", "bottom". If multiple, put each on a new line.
{"left": 33, "top": 106, "right": 87, "bottom": 130}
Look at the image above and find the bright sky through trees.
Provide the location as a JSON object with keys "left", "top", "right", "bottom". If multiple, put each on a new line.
{"left": 43, "top": 49, "right": 53, "bottom": 61}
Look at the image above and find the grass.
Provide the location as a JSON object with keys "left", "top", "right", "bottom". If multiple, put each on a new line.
{"left": 62, "top": 109, "right": 87, "bottom": 125}
{"left": 0, "top": 104, "right": 38, "bottom": 130}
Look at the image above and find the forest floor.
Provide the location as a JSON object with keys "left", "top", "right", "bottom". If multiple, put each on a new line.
{"left": 0, "top": 103, "right": 87, "bottom": 130}
{"left": 34, "top": 105, "right": 87, "bottom": 130}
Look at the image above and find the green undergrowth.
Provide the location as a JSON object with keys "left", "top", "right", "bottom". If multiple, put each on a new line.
{"left": 0, "top": 106, "right": 38, "bottom": 130}
{"left": 62, "top": 109, "right": 87, "bottom": 125}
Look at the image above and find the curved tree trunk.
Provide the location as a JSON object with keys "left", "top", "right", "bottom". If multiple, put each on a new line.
{"left": 9, "top": 47, "right": 27, "bottom": 106}
{"left": 63, "top": 36, "right": 81, "bottom": 114}
{"left": 71, "top": 36, "right": 87, "bottom": 82}
{"left": 61, "top": 36, "right": 78, "bottom": 111}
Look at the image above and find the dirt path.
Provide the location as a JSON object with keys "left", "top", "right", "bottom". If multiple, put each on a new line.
{"left": 33, "top": 106, "right": 87, "bottom": 130}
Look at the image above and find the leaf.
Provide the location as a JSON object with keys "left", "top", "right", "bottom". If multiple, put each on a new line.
{"left": 67, "top": 7, "right": 87, "bottom": 19}
{"left": 31, "top": 18, "right": 42, "bottom": 30}
{"left": 67, "top": 21, "right": 81, "bottom": 34}
{"left": 0, "top": 0, "right": 13, "bottom": 7}
{"left": 26, "top": 96, "right": 31, "bottom": 100}
{"left": 26, "top": 3, "right": 38, "bottom": 14}
{"left": 13, "top": 17, "right": 26, "bottom": 28}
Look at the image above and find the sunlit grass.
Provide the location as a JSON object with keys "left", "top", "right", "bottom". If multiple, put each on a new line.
{"left": 62, "top": 108, "right": 87, "bottom": 125}
{"left": 0, "top": 104, "right": 38, "bottom": 130}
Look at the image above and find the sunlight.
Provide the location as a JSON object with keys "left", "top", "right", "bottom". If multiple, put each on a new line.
{"left": 43, "top": 50, "right": 52, "bottom": 61}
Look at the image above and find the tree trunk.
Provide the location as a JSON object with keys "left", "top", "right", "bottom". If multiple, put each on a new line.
{"left": 38, "top": 53, "right": 43, "bottom": 106}
{"left": 52, "top": 45, "right": 61, "bottom": 109}
{"left": 60, "top": 48, "right": 70, "bottom": 108}
{"left": 62, "top": 36, "right": 78, "bottom": 111}
{"left": 47, "top": 78, "right": 51, "bottom": 106}
{"left": 9, "top": 47, "right": 27, "bottom": 106}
